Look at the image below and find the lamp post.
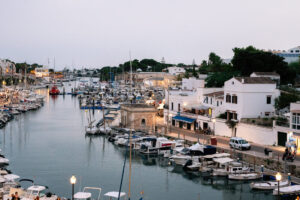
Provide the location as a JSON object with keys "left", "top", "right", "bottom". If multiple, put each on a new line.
{"left": 276, "top": 172, "right": 282, "bottom": 199}
{"left": 70, "top": 175, "right": 76, "bottom": 200}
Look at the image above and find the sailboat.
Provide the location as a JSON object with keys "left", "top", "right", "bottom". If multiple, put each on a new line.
{"left": 85, "top": 110, "right": 99, "bottom": 135}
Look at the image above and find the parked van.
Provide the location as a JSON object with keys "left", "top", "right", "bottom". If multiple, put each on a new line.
{"left": 229, "top": 137, "right": 251, "bottom": 150}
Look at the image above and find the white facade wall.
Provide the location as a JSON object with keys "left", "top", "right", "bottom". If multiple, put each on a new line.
{"left": 236, "top": 123, "right": 276, "bottom": 145}
{"left": 168, "top": 90, "right": 198, "bottom": 112}
{"left": 214, "top": 119, "right": 277, "bottom": 145}
{"left": 168, "top": 66, "right": 185, "bottom": 76}
{"left": 224, "top": 78, "right": 279, "bottom": 120}
{"left": 182, "top": 77, "right": 205, "bottom": 90}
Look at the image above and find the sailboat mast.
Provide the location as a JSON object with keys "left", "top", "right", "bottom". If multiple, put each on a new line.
{"left": 128, "top": 51, "right": 133, "bottom": 200}
{"left": 129, "top": 51, "right": 132, "bottom": 94}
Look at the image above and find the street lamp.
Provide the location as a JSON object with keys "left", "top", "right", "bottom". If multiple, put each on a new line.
{"left": 276, "top": 172, "right": 282, "bottom": 198}
{"left": 70, "top": 175, "right": 77, "bottom": 200}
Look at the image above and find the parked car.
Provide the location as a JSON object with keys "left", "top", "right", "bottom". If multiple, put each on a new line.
{"left": 229, "top": 137, "right": 251, "bottom": 150}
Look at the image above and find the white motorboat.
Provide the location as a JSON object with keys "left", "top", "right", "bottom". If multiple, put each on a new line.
{"left": 250, "top": 180, "right": 290, "bottom": 190}
{"left": 74, "top": 187, "right": 102, "bottom": 200}
{"left": 0, "top": 157, "right": 9, "bottom": 165}
{"left": 171, "top": 155, "right": 191, "bottom": 166}
{"left": 273, "top": 185, "right": 300, "bottom": 195}
{"left": 85, "top": 126, "right": 99, "bottom": 135}
{"left": 228, "top": 172, "right": 263, "bottom": 180}
{"left": 99, "top": 126, "right": 112, "bottom": 135}
{"left": 186, "top": 153, "right": 231, "bottom": 171}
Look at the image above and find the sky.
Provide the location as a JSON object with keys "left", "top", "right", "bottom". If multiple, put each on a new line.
{"left": 0, "top": 0, "right": 299, "bottom": 69}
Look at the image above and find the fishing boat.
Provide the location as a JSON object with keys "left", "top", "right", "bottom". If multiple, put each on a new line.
{"left": 49, "top": 86, "right": 60, "bottom": 95}
{"left": 228, "top": 172, "right": 263, "bottom": 180}
{"left": 250, "top": 179, "right": 290, "bottom": 190}
{"left": 212, "top": 160, "right": 248, "bottom": 176}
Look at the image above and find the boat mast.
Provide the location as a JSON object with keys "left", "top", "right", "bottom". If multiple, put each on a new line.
{"left": 25, "top": 64, "right": 27, "bottom": 89}
{"left": 129, "top": 51, "right": 132, "bottom": 96}
{"left": 128, "top": 51, "right": 133, "bottom": 200}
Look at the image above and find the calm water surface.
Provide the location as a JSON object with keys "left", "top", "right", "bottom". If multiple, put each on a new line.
{"left": 0, "top": 88, "right": 275, "bottom": 200}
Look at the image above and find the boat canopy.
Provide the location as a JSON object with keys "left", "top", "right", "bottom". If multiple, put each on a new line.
{"left": 74, "top": 192, "right": 92, "bottom": 199}
{"left": 213, "top": 157, "right": 234, "bottom": 164}
{"left": 27, "top": 185, "right": 46, "bottom": 192}
{"left": 104, "top": 192, "right": 126, "bottom": 198}
{"left": 4, "top": 174, "right": 20, "bottom": 181}
{"left": 189, "top": 143, "right": 204, "bottom": 151}
{"left": 172, "top": 115, "right": 196, "bottom": 123}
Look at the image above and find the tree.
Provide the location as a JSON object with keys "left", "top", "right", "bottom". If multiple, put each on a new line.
{"left": 205, "top": 71, "right": 239, "bottom": 87}
{"left": 231, "top": 46, "right": 296, "bottom": 84}
{"left": 275, "top": 92, "right": 300, "bottom": 110}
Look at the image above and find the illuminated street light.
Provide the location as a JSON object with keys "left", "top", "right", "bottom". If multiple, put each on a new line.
{"left": 276, "top": 172, "right": 282, "bottom": 198}
{"left": 70, "top": 175, "right": 77, "bottom": 200}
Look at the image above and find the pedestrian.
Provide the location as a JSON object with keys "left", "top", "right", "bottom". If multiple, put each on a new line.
{"left": 14, "top": 192, "right": 20, "bottom": 200}
{"left": 11, "top": 193, "right": 15, "bottom": 200}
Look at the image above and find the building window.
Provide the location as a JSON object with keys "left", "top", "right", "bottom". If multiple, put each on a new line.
{"left": 203, "top": 97, "right": 208, "bottom": 103}
{"left": 226, "top": 94, "right": 231, "bottom": 103}
{"left": 291, "top": 113, "right": 300, "bottom": 130}
{"left": 233, "top": 113, "right": 237, "bottom": 120}
{"left": 232, "top": 95, "right": 238, "bottom": 104}
{"left": 141, "top": 119, "right": 146, "bottom": 126}
{"left": 265, "top": 112, "right": 270, "bottom": 116}
{"left": 178, "top": 103, "right": 181, "bottom": 112}
{"left": 266, "top": 96, "right": 271, "bottom": 104}
{"left": 210, "top": 98, "right": 212, "bottom": 104}
{"left": 217, "top": 101, "right": 219, "bottom": 106}
{"left": 171, "top": 102, "right": 174, "bottom": 110}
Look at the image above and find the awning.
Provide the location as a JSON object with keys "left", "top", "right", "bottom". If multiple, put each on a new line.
{"left": 172, "top": 115, "right": 196, "bottom": 123}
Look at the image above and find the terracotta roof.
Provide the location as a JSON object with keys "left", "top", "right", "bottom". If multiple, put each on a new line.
{"left": 121, "top": 104, "right": 155, "bottom": 108}
{"left": 204, "top": 91, "right": 224, "bottom": 97}
{"left": 253, "top": 72, "right": 280, "bottom": 76}
{"left": 235, "top": 77, "right": 275, "bottom": 84}
{"left": 291, "top": 110, "right": 300, "bottom": 114}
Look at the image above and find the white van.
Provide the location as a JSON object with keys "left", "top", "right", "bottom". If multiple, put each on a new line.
{"left": 229, "top": 137, "right": 251, "bottom": 150}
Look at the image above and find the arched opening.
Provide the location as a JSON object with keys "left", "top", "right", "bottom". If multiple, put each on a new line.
{"left": 141, "top": 119, "right": 146, "bottom": 126}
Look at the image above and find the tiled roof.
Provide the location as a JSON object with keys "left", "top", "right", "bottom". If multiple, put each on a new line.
{"left": 253, "top": 72, "right": 280, "bottom": 76}
{"left": 235, "top": 77, "right": 275, "bottom": 84}
{"left": 204, "top": 91, "right": 224, "bottom": 97}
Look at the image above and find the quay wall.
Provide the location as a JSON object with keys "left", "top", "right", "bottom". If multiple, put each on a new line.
{"left": 214, "top": 119, "right": 276, "bottom": 146}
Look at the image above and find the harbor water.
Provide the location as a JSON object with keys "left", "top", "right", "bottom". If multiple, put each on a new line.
{"left": 0, "top": 88, "right": 275, "bottom": 200}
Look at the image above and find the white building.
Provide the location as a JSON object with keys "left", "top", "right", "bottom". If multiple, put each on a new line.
{"left": 0, "top": 59, "right": 16, "bottom": 75}
{"left": 164, "top": 77, "right": 223, "bottom": 131}
{"left": 271, "top": 46, "right": 300, "bottom": 64}
{"left": 167, "top": 66, "right": 185, "bottom": 76}
{"left": 224, "top": 77, "right": 280, "bottom": 121}
{"left": 35, "top": 67, "right": 49, "bottom": 78}
{"left": 182, "top": 77, "right": 205, "bottom": 90}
